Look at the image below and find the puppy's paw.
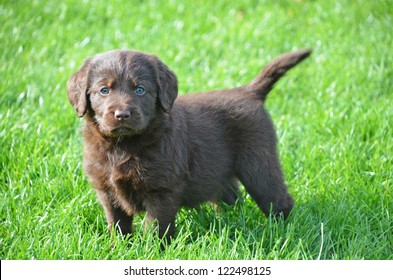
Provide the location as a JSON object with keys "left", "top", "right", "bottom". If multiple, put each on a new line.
{"left": 272, "top": 193, "right": 294, "bottom": 220}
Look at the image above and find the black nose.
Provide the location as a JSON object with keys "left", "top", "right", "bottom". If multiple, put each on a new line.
{"left": 114, "top": 109, "right": 131, "bottom": 121}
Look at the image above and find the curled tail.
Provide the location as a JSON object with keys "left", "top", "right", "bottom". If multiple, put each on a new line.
{"left": 248, "top": 49, "right": 312, "bottom": 101}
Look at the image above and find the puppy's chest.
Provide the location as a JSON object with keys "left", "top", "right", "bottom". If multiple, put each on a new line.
{"left": 86, "top": 148, "right": 149, "bottom": 192}
{"left": 85, "top": 141, "right": 179, "bottom": 194}
{"left": 108, "top": 155, "right": 146, "bottom": 190}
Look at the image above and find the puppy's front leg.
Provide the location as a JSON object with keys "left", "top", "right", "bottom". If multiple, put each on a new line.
{"left": 96, "top": 189, "right": 134, "bottom": 236}
{"left": 144, "top": 195, "right": 180, "bottom": 245}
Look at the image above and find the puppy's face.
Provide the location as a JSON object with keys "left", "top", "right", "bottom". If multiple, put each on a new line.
{"left": 86, "top": 52, "right": 159, "bottom": 137}
{"left": 67, "top": 50, "right": 178, "bottom": 137}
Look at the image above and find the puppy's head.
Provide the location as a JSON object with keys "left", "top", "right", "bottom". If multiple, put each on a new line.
{"left": 67, "top": 50, "right": 178, "bottom": 137}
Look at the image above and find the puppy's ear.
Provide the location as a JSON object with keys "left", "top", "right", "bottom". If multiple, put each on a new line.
{"left": 155, "top": 58, "right": 178, "bottom": 112}
{"left": 67, "top": 59, "right": 91, "bottom": 117}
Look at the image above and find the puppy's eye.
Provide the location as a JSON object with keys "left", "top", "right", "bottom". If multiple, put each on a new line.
{"left": 135, "top": 86, "right": 145, "bottom": 96}
{"left": 100, "top": 87, "right": 110, "bottom": 95}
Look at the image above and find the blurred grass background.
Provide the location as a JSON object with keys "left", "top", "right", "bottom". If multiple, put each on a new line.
{"left": 1, "top": 0, "right": 392, "bottom": 259}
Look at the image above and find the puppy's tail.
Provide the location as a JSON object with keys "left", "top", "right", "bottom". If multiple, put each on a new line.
{"left": 247, "top": 49, "right": 312, "bottom": 101}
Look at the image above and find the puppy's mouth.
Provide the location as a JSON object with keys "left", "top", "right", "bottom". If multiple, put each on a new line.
{"left": 95, "top": 114, "right": 147, "bottom": 137}
{"left": 110, "top": 127, "right": 140, "bottom": 137}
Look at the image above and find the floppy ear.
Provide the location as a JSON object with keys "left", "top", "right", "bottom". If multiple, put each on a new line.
{"left": 155, "top": 58, "right": 178, "bottom": 112}
{"left": 67, "top": 59, "right": 91, "bottom": 117}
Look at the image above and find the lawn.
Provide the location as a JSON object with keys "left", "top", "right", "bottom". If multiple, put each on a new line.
{"left": 0, "top": 0, "right": 392, "bottom": 260}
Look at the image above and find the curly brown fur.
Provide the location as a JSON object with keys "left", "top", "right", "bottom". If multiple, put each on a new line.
{"left": 67, "top": 49, "right": 311, "bottom": 243}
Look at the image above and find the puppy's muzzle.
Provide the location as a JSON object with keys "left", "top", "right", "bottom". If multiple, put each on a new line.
{"left": 114, "top": 109, "right": 131, "bottom": 121}
{"left": 103, "top": 106, "right": 144, "bottom": 137}
{"left": 110, "top": 109, "right": 134, "bottom": 136}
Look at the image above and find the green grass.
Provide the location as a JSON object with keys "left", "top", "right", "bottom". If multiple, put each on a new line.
{"left": 1, "top": 0, "right": 392, "bottom": 260}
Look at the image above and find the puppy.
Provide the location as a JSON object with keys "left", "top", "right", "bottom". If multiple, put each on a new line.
{"left": 67, "top": 49, "right": 311, "bottom": 242}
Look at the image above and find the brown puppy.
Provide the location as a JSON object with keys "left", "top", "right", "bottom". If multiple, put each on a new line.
{"left": 67, "top": 49, "right": 311, "bottom": 242}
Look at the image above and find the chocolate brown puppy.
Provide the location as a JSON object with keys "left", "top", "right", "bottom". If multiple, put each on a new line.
{"left": 67, "top": 49, "right": 311, "bottom": 242}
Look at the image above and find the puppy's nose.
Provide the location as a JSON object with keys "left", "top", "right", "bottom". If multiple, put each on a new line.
{"left": 114, "top": 109, "right": 131, "bottom": 121}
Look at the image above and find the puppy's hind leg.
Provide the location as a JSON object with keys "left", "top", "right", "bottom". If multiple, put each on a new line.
{"left": 236, "top": 151, "right": 294, "bottom": 219}
{"left": 221, "top": 178, "right": 240, "bottom": 206}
